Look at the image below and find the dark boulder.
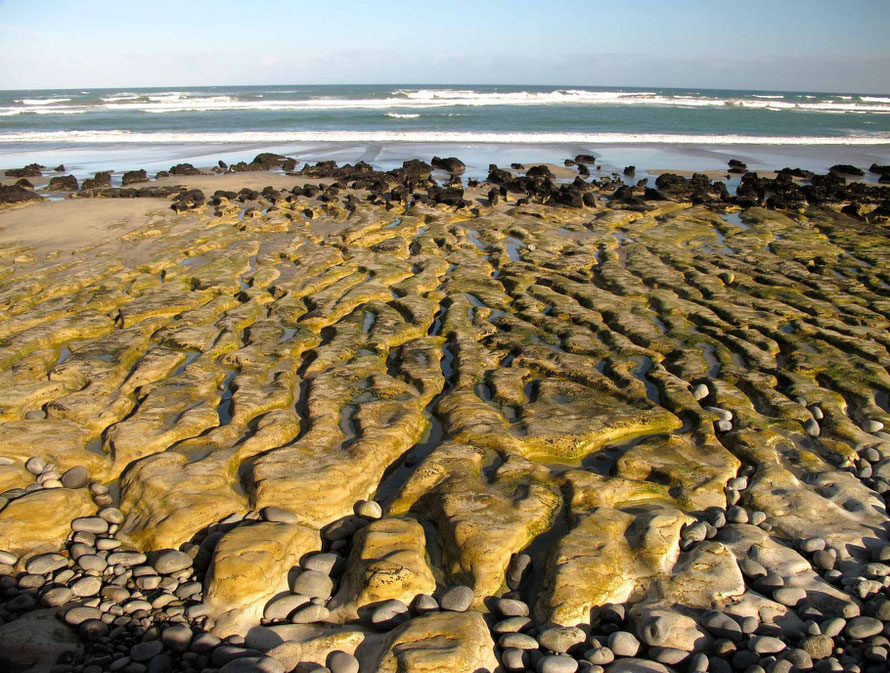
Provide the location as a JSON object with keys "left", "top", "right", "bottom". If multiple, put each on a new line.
{"left": 526, "top": 165, "right": 554, "bottom": 179}
{"left": 840, "top": 202, "right": 863, "bottom": 218}
{"left": 582, "top": 192, "right": 598, "bottom": 207}
{"left": 155, "top": 170, "right": 170, "bottom": 178}
{"left": 169, "top": 163, "right": 202, "bottom": 176}
{"left": 122, "top": 169, "right": 148, "bottom": 186}
{"left": 778, "top": 167, "right": 815, "bottom": 179}
{"left": 510, "top": 163, "right": 525, "bottom": 170}
{"left": 623, "top": 165, "right": 636, "bottom": 176}
{"left": 0, "top": 184, "right": 42, "bottom": 204}
{"left": 577, "top": 164, "right": 590, "bottom": 177}
{"left": 218, "top": 160, "right": 228, "bottom": 170}
{"left": 487, "top": 166, "right": 513, "bottom": 184}
{"left": 564, "top": 159, "right": 576, "bottom": 167}
{"left": 14, "top": 178, "right": 33, "bottom": 189}
{"left": 868, "top": 163, "right": 890, "bottom": 176}
{"left": 5, "top": 163, "right": 44, "bottom": 178}
{"left": 829, "top": 164, "right": 864, "bottom": 176}
{"left": 53, "top": 164, "right": 65, "bottom": 172}
{"left": 487, "top": 188, "right": 499, "bottom": 206}
{"left": 728, "top": 159, "right": 748, "bottom": 174}
{"left": 170, "top": 189, "right": 205, "bottom": 212}
{"left": 47, "top": 175, "right": 78, "bottom": 191}
{"left": 431, "top": 156, "right": 466, "bottom": 173}
{"left": 400, "top": 159, "right": 432, "bottom": 178}
{"left": 574, "top": 154, "right": 596, "bottom": 164}
{"left": 81, "top": 171, "right": 112, "bottom": 191}
{"left": 135, "top": 185, "right": 182, "bottom": 198}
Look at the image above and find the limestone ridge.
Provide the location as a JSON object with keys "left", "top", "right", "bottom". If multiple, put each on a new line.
{"left": 0, "top": 159, "right": 888, "bottom": 673}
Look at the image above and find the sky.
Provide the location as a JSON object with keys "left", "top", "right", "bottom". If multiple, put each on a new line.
{"left": 0, "top": 0, "right": 888, "bottom": 93}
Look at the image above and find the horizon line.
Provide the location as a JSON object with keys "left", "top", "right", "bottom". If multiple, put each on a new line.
{"left": 1, "top": 83, "right": 888, "bottom": 97}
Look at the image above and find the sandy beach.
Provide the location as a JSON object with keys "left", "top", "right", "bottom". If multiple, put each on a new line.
{"left": 0, "top": 153, "right": 888, "bottom": 673}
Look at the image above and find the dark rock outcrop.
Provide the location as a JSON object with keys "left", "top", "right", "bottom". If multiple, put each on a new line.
{"left": 829, "top": 164, "right": 865, "bottom": 177}
{"left": 169, "top": 163, "right": 203, "bottom": 176}
{"left": 5, "top": 163, "right": 44, "bottom": 178}
{"left": 431, "top": 157, "right": 466, "bottom": 174}
{"left": 47, "top": 175, "right": 78, "bottom": 191}
{"left": 122, "top": 170, "right": 149, "bottom": 186}
{"left": 0, "top": 184, "right": 42, "bottom": 204}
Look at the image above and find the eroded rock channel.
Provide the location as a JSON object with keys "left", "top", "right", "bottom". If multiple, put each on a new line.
{"left": 0, "top": 160, "right": 889, "bottom": 673}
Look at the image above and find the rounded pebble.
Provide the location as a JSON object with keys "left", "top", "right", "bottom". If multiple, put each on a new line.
{"left": 537, "top": 654, "right": 578, "bottom": 673}
{"left": 153, "top": 550, "right": 193, "bottom": 574}
{"left": 439, "top": 585, "right": 474, "bottom": 612}
{"left": 326, "top": 651, "right": 360, "bottom": 673}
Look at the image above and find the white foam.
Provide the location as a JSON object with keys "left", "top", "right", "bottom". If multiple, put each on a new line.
{"left": 385, "top": 112, "right": 420, "bottom": 119}
{"left": 1, "top": 129, "right": 887, "bottom": 146}
{"left": 13, "top": 98, "right": 72, "bottom": 105}
{"left": 3, "top": 88, "right": 889, "bottom": 115}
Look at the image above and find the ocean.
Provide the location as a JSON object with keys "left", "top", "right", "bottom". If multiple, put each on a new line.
{"left": 1, "top": 85, "right": 889, "bottom": 178}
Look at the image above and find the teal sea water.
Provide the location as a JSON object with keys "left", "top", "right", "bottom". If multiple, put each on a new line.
{"left": 1, "top": 85, "right": 889, "bottom": 176}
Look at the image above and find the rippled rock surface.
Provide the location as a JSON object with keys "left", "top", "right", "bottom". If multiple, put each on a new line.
{"left": 0, "top": 172, "right": 889, "bottom": 673}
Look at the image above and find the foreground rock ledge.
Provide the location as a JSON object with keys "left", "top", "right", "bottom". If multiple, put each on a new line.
{"left": 0, "top": 159, "right": 889, "bottom": 673}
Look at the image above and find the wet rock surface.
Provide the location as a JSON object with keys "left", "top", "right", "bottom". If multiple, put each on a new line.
{"left": 0, "top": 160, "right": 889, "bottom": 672}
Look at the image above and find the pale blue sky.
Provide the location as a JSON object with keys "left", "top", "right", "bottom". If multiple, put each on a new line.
{"left": 1, "top": 0, "right": 888, "bottom": 92}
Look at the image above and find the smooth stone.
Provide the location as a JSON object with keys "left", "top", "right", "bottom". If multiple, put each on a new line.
{"left": 161, "top": 624, "right": 193, "bottom": 653}
{"left": 538, "top": 626, "right": 586, "bottom": 653}
{"left": 507, "top": 553, "right": 532, "bottom": 589}
{"left": 264, "top": 594, "right": 310, "bottom": 622}
{"left": 71, "top": 576, "right": 103, "bottom": 597}
{"left": 502, "top": 647, "right": 528, "bottom": 672}
{"left": 371, "top": 599, "right": 410, "bottom": 628}
{"left": 804, "top": 418, "right": 821, "bottom": 437}
{"left": 682, "top": 521, "right": 708, "bottom": 543}
{"left": 774, "top": 587, "right": 808, "bottom": 607}
{"left": 220, "top": 656, "right": 286, "bottom": 673}
{"left": 25, "top": 457, "right": 47, "bottom": 475}
{"left": 327, "top": 651, "right": 360, "bottom": 673}
{"left": 42, "top": 586, "right": 73, "bottom": 607}
{"left": 153, "top": 550, "right": 192, "bottom": 574}
{"left": 259, "top": 507, "right": 299, "bottom": 524}
{"left": 26, "top": 553, "right": 68, "bottom": 574}
{"left": 749, "top": 636, "right": 786, "bottom": 654}
{"left": 439, "top": 585, "right": 474, "bottom": 612}
{"left": 64, "top": 606, "right": 103, "bottom": 625}
{"left": 290, "top": 569, "right": 333, "bottom": 599}
{"left": 863, "top": 420, "right": 884, "bottom": 434}
{"left": 493, "top": 616, "right": 532, "bottom": 634}
{"left": 608, "top": 631, "right": 641, "bottom": 658}
{"left": 354, "top": 500, "right": 382, "bottom": 519}
{"left": 820, "top": 618, "right": 846, "bottom": 638}
{"left": 98, "top": 507, "right": 125, "bottom": 524}
{"left": 411, "top": 593, "right": 439, "bottom": 614}
{"left": 692, "top": 383, "right": 709, "bottom": 400}
{"left": 701, "top": 611, "right": 742, "bottom": 641}
{"left": 61, "top": 466, "right": 89, "bottom": 489}
{"left": 585, "top": 648, "right": 615, "bottom": 665}
{"left": 496, "top": 597, "right": 530, "bottom": 617}
{"left": 538, "top": 654, "right": 578, "bottom": 673}
{"left": 845, "top": 616, "right": 883, "bottom": 639}
{"left": 500, "top": 632, "right": 540, "bottom": 650}
{"left": 71, "top": 517, "right": 109, "bottom": 534}
{"left": 79, "top": 618, "right": 109, "bottom": 641}
{"left": 648, "top": 647, "right": 688, "bottom": 665}
{"left": 604, "top": 659, "right": 671, "bottom": 673}
{"left": 77, "top": 554, "right": 108, "bottom": 573}
{"left": 289, "top": 603, "right": 329, "bottom": 624}
{"left": 0, "top": 550, "right": 17, "bottom": 565}
{"left": 210, "top": 645, "right": 263, "bottom": 668}
{"left": 301, "top": 552, "right": 340, "bottom": 575}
